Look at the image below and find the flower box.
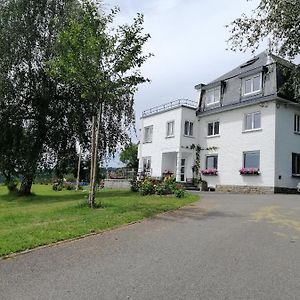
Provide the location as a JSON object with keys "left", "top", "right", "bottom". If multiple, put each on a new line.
{"left": 239, "top": 168, "right": 260, "bottom": 175}
{"left": 201, "top": 168, "right": 218, "bottom": 176}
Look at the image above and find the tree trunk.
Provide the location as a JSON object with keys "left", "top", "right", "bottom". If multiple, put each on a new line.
{"left": 76, "top": 146, "right": 82, "bottom": 191}
{"left": 91, "top": 109, "right": 101, "bottom": 206}
{"left": 88, "top": 116, "right": 96, "bottom": 207}
{"left": 19, "top": 175, "right": 34, "bottom": 196}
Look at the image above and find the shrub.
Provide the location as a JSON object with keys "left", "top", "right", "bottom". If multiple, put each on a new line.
{"left": 155, "top": 184, "right": 169, "bottom": 195}
{"left": 174, "top": 188, "right": 185, "bottom": 198}
{"left": 64, "top": 182, "right": 75, "bottom": 190}
{"left": 6, "top": 179, "right": 19, "bottom": 193}
{"left": 130, "top": 178, "right": 140, "bottom": 192}
{"left": 64, "top": 173, "right": 76, "bottom": 182}
{"left": 140, "top": 179, "right": 155, "bottom": 195}
{"left": 163, "top": 176, "right": 176, "bottom": 193}
{"left": 52, "top": 182, "right": 63, "bottom": 191}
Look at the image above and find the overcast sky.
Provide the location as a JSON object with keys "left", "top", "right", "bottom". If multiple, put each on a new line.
{"left": 104, "top": 0, "right": 262, "bottom": 166}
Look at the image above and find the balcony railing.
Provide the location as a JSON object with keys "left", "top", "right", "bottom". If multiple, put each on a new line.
{"left": 142, "top": 99, "right": 197, "bottom": 117}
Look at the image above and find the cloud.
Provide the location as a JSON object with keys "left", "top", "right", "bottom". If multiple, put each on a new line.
{"left": 104, "top": 0, "right": 261, "bottom": 127}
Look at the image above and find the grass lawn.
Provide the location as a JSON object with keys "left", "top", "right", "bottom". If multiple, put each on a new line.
{"left": 0, "top": 184, "right": 199, "bottom": 257}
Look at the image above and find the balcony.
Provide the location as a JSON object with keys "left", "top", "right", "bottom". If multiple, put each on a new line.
{"left": 142, "top": 99, "right": 197, "bottom": 117}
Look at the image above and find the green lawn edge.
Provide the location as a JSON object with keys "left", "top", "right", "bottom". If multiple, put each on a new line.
{"left": 0, "top": 185, "right": 199, "bottom": 257}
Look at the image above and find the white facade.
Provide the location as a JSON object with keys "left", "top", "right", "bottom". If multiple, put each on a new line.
{"left": 138, "top": 103, "right": 199, "bottom": 182}
{"left": 199, "top": 102, "right": 277, "bottom": 189}
{"left": 138, "top": 52, "right": 300, "bottom": 192}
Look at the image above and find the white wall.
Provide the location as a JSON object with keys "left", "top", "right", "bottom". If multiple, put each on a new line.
{"left": 275, "top": 102, "right": 300, "bottom": 189}
{"left": 198, "top": 102, "right": 277, "bottom": 188}
{"left": 138, "top": 106, "right": 197, "bottom": 178}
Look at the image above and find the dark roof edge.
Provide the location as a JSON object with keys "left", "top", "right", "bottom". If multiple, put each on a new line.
{"left": 196, "top": 94, "right": 282, "bottom": 117}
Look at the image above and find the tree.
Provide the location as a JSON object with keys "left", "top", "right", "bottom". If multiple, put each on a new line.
{"left": 120, "top": 143, "right": 139, "bottom": 170}
{"left": 227, "top": 0, "right": 300, "bottom": 100}
{"left": 50, "top": 1, "right": 152, "bottom": 207}
{"left": 0, "top": 0, "right": 88, "bottom": 195}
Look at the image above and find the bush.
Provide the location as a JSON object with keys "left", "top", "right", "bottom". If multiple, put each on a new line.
{"left": 6, "top": 179, "right": 19, "bottom": 193}
{"left": 64, "top": 182, "right": 75, "bottom": 190}
{"left": 139, "top": 179, "right": 155, "bottom": 195}
{"left": 130, "top": 178, "right": 140, "bottom": 192}
{"left": 174, "top": 188, "right": 185, "bottom": 198}
{"left": 64, "top": 173, "right": 76, "bottom": 182}
{"left": 155, "top": 184, "right": 169, "bottom": 195}
{"left": 163, "top": 176, "right": 176, "bottom": 193}
{"left": 52, "top": 182, "right": 63, "bottom": 191}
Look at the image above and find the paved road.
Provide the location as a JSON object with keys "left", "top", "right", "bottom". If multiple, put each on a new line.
{"left": 1, "top": 193, "right": 300, "bottom": 300}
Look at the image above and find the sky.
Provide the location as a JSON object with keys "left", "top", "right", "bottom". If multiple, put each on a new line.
{"left": 103, "top": 0, "right": 262, "bottom": 166}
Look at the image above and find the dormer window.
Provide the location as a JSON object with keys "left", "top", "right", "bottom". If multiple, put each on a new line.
{"left": 205, "top": 87, "right": 220, "bottom": 106}
{"left": 243, "top": 73, "right": 262, "bottom": 96}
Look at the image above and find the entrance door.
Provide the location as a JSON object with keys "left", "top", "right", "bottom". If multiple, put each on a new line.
{"left": 180, "top": 159, "right": 186, "bottom": 182}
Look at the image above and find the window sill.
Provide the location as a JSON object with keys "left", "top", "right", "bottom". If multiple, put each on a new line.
{"left": 242, "top": 128, "right": 262, "bottom": 134}
{"left": 294, "top": 132, "right": 300, "bottom": 135}
{"left": 206, "top": 102, "right": 220, "bottom": 107}
{"left": 292, "top": 174, "right": 300, "bottom": 178}
{"left": 242, "top": 90, "right": 261, "bottom": 97}
{"left": 206, "top": 134, "right": 220, "bottom": 139}
{"left": 165, "top": 135, "right": 175, "bottom": 139}
{"left": 183, "top": 135, "right": 195, "bottom": 138}
{"left": 143, "top": 141, "right": 152, "bottom": 144}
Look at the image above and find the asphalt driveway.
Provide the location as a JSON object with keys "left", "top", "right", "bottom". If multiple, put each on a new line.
{"left": 1, "top": 192, "right": 300, "bottom": 300}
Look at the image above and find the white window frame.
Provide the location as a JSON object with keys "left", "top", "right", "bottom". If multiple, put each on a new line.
{"left": 292, "top": 153, "right": 300, "bottom": 176}
{"left": 205, "top": 87, "right": 221, "bottom": 106}
{"left": 244, "top": 111, "right": 261, "bottom": 132}
{"left": 294, "top": 114, "right": 300, "bottom": 134}
{"left": 207, "top": 121, "right": 220, "bottom": 137}
{"left": 205, "top": 155, "right": 218, "bottom": 169}
{"left": 242, "top": 73, "right": 262, "bottom": 96}
{"left": 184, "top": 121, "right": 194, "bottom": 137}
{"left": 166, "top": 120, "right": 175, "bottom": 137}
{"left": 243, "top": 151, "right": 260, "bottom": 169}
{"left": 143, "top": 125, "right": 153, "bottom": 143}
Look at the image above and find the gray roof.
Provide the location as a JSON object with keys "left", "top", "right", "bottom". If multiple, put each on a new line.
{"left": 197, "top": 50, "right": 295, "bottom": 87}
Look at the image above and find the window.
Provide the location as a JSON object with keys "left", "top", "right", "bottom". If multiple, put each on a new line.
{"left": 144, "top": 126, "right": 153, "bottom": 143}
{"left": 244, "top": 112, "right": 261, "bottom": 131}
{"left": 243, "top": 151, "right": 260, "bottom": 169}
{"left": 206, "top": 155, "right": 218, "bottom": 169}
{"left": 294, "top": 114, "right": 300, "bottom": 133}
{"left": 142, "top": 157, "right": 151, "bottom": 171}
{"left": 208, "top": 121, "right": 220, "bottom": 136}
{"left": 166, "top": 121, "right": 174, "bottom": 137}
{"left": 205, "top": 87, "right": 221, "bottom": 106}
{"left": 292, "top": 153, "right": 300, "bottom": 176}
{"left": 243, "top": 74, "right": 262, "bottom": 95}
{"left": 184, "top": 121, "right": 194, "bottom": 136}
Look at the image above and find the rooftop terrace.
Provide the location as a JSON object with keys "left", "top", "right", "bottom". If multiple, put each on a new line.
{"left": 142, "top": 99, "right": 197, "bottom": 117}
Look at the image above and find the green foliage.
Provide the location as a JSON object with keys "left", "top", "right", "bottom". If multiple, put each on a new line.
{"left": 163, "top": 176, "right": 176, "bottom": 194}
{"left": 139, "top": 178, "right": 155, "bottom": 195}
{"left": 174, "top": 188, "right": 185, "bottom": 198}
{"left": 130, "top": 178, "right": 140, "bottom": 192}
{"left": 0, "top": 0, "right": 151, "bottom": 197}
{"left": 227, "top": 0, "right": 300, "bottom": 101}
{"left": 49, "top": 1, "right": 152, "bottom": 161}
{"left": 120, "top": 143, "right": 139, "bottom": 169}
{"left": 0, "top": 0, "right": 87, "bottom": 195}
{"left": 52, "top": 182, "right": 63, "bottom": 191}
{"left": 0, "top": 185, "right": 198, "bottom": 256}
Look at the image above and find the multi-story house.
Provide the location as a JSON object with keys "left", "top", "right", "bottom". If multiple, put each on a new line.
{"left": 138, "top": 51, "right": 300, "bottom": 193}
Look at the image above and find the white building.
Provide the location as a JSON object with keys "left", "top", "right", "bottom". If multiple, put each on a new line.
{"left": 138, "top": 51, "right": 300, "bottom": 193}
